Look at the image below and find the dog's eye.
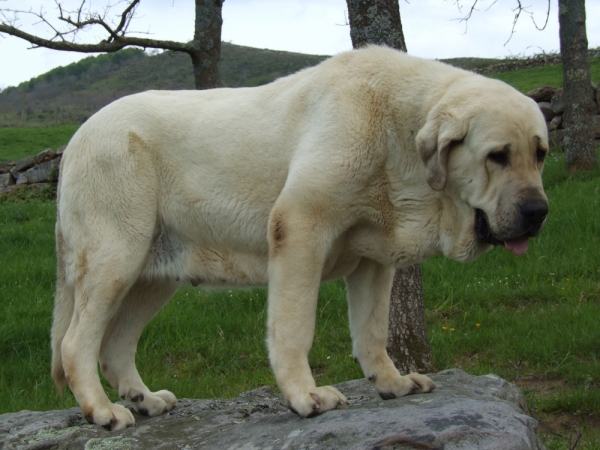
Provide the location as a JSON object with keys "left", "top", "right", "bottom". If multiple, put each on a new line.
{"left": 536, "top": 148, "right": 546, "bottom": 163}
{"left": 488, "top": 151, "right": 509, "bottom": 166}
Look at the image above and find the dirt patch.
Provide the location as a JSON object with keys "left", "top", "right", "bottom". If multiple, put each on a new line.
{"left": 536, "top": 412, "right": 600, "bottom": 449}
{"left": 517, "top": 376, "right": 570, "bottom": 398}
{"left": 516, "top": 377, "right": 600, "bottom": 448}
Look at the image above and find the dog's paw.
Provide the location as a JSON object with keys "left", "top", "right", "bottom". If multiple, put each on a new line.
{"left": 373, "top": 372, "right": 435, "bottom": 400}
{"left": 287, "top": 386, "right": 349, "bottom": 417}
{"left": 406, "top": 372, "right": 436, "bottom": 394}
{"left": 83, "top": 403, "right": 135, "bottom": 431}
{"left": 124, "top": 388, "right": 177, "bottom": 417}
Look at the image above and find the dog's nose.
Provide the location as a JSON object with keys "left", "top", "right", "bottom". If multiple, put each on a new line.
{"left": 520, "top": 198, "right": 548, "bottom": 231}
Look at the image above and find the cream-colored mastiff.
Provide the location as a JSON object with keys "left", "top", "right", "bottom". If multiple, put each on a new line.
{"left": 52, "top": 46, "right": 548, "bottom": 430}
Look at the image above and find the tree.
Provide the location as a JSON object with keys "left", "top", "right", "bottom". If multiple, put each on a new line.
{"left": 558, "top": 0, "right": 597, "bottom": 172}
{"left": 345, "top": 0, "right": 436, "bottom": 375}
{"left": 346, "top": 0, "right": 407, "bottom": 51}
{"left": 455, "top": 0, "right": 597, "bottom": 172}
{"left": 0, "top": 0, "right": 223, "bottom": 89}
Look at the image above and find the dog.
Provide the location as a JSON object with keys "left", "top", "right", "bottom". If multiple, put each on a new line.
{"left": 52, "top": 46, "right": 548, "bottom": 430}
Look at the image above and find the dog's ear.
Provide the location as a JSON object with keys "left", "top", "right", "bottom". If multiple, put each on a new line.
{"left": 416, "top": 109, "right": 468, "bottom": 191}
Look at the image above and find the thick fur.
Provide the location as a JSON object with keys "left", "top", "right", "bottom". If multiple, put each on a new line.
{"left": 52, "top": 46, "right": 548, "bottom": 430}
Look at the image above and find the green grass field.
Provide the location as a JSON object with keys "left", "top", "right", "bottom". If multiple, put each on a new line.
{"left": 0, "top": 125, "right": 78, "bottom": 162}
{"left": 491, "top": 57, "right": 600, "bottom": 93}
{"left": 1, "top": 60, "right": 600, "bottom": 449}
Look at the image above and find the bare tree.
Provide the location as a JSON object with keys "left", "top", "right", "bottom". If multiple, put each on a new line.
{"left": 0, "top": 0, "right": 223, "bottom": 89}
{"left": 346, "top": 0, "right": 436, "bottom": 375}
{"left": 558, "top": 0, "right": 597, "bottom": 171}
{"left": 455, "top": 0, "right": 597, "bottom": 172}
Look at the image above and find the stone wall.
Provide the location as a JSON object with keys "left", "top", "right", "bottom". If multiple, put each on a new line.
{"left": 526, "top": 83, "right": 600, "bottom": 149}
{"left": 0, "top": 146, "right": 65, "bottom": 196}
{"left": 473, "top": 47, "right": 600, "bottom": 75}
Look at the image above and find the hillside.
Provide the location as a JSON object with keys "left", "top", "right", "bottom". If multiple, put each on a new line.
{"left": 0, "top": 43, "right": 329, "bottom": 127}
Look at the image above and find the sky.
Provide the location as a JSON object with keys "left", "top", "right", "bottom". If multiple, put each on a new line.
{"left": 0, "top": 0, "right": 599, "bottom": 90}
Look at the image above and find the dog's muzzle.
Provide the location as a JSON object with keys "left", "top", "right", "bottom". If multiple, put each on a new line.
{"left": 476, "top": 197, "right": 548, "bottom": 255}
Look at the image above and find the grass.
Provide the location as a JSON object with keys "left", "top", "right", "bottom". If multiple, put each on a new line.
{"left": 490, "top": 56, "right": 600, "bottom": 93}
{"left": 0, "top": 125, "right": 78, "bottom": 162}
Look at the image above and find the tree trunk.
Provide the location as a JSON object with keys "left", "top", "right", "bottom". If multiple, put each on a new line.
{"left": 345, "top": 0, "right": 435, "bottom": 375}
{"left": 346, "top": 0, "right": 407, "bottom": 51}
{"left": 559, "top": 0, "right": 597, "bottom": 172}
{"left": 387, "top": 264, "right": 434, "bottom": 374}
{"left": 190, "top": 0, "right": 224, "bottom": 90}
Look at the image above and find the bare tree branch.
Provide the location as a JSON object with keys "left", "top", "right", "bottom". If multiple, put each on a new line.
{"left": 54, "top": 0, "right": 140, "bottom": 42}
{"left": 0, "top": 0, "right": 224, "bottom": 89}
{"left": 453, "top": 0, "right": 498, "bottom": 35}
{"left": 0, "top": 0, "right": 194, "bottom": 54}
{"left": 0, "top": 21, "right": 193, "bottom": 53}
{"left": 531, "top": 0, "right": 551, "bottom": 31}
{"left": 453, "top": 0, "right": 551, "bottom": 45}
{"left": 53, "top": 0, "right": 141, "bottom": 41}
{"left": 114, "top": 0, "right": 141, "bottom": 36}
{"left": 505, "top": 0, "right": 525, "bottom": 45}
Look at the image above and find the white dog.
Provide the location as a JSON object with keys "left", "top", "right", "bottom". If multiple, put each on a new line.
{"left": 52, "top": 46, "right": 548, "bottom": 430}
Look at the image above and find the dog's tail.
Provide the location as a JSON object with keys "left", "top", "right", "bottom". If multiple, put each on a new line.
{"left": 51, "top": 178, "right": 73, "bottom": 394}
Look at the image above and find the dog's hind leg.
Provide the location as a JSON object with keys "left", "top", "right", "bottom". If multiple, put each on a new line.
{"left": 345, "top": 258, "right": 435, "bottom": 399}
{"left": 56, "top": 127, "right": 163, "bottom": 430}
{"left": 99, "top": 279, "right": 179, "bottom": 417}
{"left": 51, "top": 223, "right": 73, "bottom": 392}
{"left": 60, "top": 237, "right": 156, "bottom": 431}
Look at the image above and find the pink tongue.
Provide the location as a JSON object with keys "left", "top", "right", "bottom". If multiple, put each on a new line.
{"left": 504, "top": 236, "right": 529, "bottom": 255}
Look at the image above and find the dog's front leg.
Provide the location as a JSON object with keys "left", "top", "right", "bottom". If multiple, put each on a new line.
{"left": 266, "top": 208, "right": 349, "bottom": 417}
{"left": 345, "top": 258, "right": 435, "bottom": 399}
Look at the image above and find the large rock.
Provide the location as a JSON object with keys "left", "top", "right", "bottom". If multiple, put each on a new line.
{"left": 548, "top": 115, "right": 563, "bottom": 132}
{"left": 9, "top": 156, "right": 35, "bottom": 178}
{"left": 0, "top": 172, "right": 15, "bottom": 187}
{"left": 526, "top": 85, "right": 558, "bottom": 103}
{"left": 24, "top": 158, "right": 61, "bottom": 184}
{"left": 551, "top": 89, "right": 564, "bottom": 115}
{"left": 15, "top": 171, "right": 29, "bottom": 185}
{"left": 0, "top": 160, "right": 15, "bottom": 174}
{"left": 537, "top": 102, "right": 556, "bottom": 121}
{"left": 33, "top": 148, "right": 57, "bottom": 165}
{"left": 0, "top": 369, "right": 545, "bottom": 449}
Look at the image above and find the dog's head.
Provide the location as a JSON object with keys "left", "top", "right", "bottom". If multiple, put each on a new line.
{"left": 416, "top": 78, "right": 548, "bottom": 259}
